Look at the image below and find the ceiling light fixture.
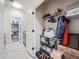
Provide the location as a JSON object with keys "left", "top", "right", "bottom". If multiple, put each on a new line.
{"left": 12, "top": 2, "right": 22, "bottom": 9}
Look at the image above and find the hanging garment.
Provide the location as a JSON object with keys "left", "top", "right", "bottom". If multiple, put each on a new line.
{"left": 63, "top": 16, "right": 68, "bottom": 46}
{"left": 56, "top": 16, "right": 69, "bottom": 46}
{"left": 56, "top": 16, "right": 65, "bottom": 39}
{"left": 43, "top": 54, "right": 48, "bottom": 59}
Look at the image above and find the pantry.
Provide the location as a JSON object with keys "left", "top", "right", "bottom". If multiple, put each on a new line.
{"left": 34, "top": 0, "right": 79, "bottom": 59}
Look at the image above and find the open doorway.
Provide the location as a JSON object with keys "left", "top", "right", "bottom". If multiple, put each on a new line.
{"left": 10, "top": 17, "right": 22, "bottom": 43}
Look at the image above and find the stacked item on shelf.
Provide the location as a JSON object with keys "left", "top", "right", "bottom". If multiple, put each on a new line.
{"left": 36, "top": 28, "right": 58, "bottom": 59}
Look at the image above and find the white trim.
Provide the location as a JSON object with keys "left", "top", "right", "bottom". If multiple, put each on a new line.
{"left": 33, "top": 0, "right": 45, "bottom": 8}
{"left": 32, "top": 9, "right": 36, "bottom": 57}
{"left": 66, "top": 7, "right": 79, "bottom": 17}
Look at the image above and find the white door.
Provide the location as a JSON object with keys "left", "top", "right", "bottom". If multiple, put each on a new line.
{"left": 26, "top": 9, "right": 36, "bottom": 57}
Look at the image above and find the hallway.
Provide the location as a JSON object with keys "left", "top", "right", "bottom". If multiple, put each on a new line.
{"left": 5, "top": 42, "right": 33, "bottom": 59}
{"left": 0, "top": 0, "right": 79, "bottom": 59}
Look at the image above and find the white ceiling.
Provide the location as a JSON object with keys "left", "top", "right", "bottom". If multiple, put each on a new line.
{"left": 5, "top": 0, "right": 32, "bottom": 10}
{"left": 5, "top": 0, "right": 46, "bottom": 10}
{"left": 4, "top": 0, "right": 79, "bottom": 11}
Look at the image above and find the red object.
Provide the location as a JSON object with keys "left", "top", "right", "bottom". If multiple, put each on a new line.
{"left": 63, "top": 19, "right": 68, "bottom": 46}
{"left": 42, "top": 54, "right": 48, "bottom": 59}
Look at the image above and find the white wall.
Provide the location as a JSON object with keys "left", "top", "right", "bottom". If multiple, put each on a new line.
{"left": 0, "top": 4, "right": 5, "bottom": 59}
{"left": 0, "top": 4, "right": 4, "bottom": 49}
{"left": 4, "top": 6, "right": 26, "bottom": 45}
{"left": 33, "top": 0, "right": 45, "bottom": 8}
{"left": 45, "top": 0, "right": 78, "bottom": 14}
{"left": 68, "top": 17, "right": 79, "bottom": 33}
{"left": 35, "top": 4, "right": 45, "bottom": 52}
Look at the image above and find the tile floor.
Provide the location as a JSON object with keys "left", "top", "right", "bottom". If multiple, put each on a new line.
{"left": 5, "top": 42, "right": 34, "bottom": 59}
